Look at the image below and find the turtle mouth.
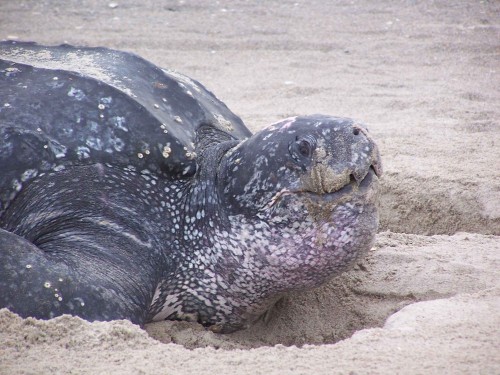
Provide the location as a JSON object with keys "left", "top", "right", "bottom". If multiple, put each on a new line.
{"left": 296, "top": 167, "right": 379, "bottom": 223}
{"left": 306, "top": 166, "right": 378, "bottom": 200}
{"left": 267, "top": 166, "right": 379, "bottom": 209}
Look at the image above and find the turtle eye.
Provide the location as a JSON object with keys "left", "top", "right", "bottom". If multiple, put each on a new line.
{"left": 289, "top": 136, "right": 316, "bottom": 165}
{"left": 297, "top": 139, "right": 312, "bottom": 158}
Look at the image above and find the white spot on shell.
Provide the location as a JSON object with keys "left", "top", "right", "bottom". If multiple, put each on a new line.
{"left": 112, "top": 116, "right": 128, "bottom": 132}
{"left": 49, "top": 142, "right": 67, "bottom": 159}
{"left": 67, "top": 87, "right": 85, "bottom": 100}
{"left": 5, "top": 67, "right": 21, "bottom": 75}
{"left": 44, "top": 282, "right": 51, "bottom": 288}
{"left": 98, "top": 103, "right": 105, "bottom": 110}
{"left": 110, "top": 137, "right": 125, "bottom": 152}
{"left": 162, "top": 146, "right": 172, "bottom": 158}
{"left": 214, "top": 113, "right": 233, "bottom": 131}
{"left": 76, "top": 146, "right": 91, "bottom": 159}
{"left": 53, "top": 165, "right": 66, "bottom": 172}
{"left": 25, "top": 264, "right": 32, "bottom": 269}
{"left": 86, "top": 137, "right": 103, "bottom": 151}
{"left": 21, "top": 169, "right": 38, "bottom": 182}
{"left": 137, "top": 153, "right": 144, "bottom": 159}
{"left": 100, "top": 97, "right": 113, "bottom": 104}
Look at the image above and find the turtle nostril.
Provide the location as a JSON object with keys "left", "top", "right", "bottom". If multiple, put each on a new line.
{"left": 353, "top": 128, "right": 360, "bottom": 136}
{"left": 349, "top": 174, "right": 357, "bottom": 184}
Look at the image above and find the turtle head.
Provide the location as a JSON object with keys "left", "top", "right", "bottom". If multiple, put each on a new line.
{"left": 222, "top": 114, "right": 381, "bottom": 221}
{"left": 180, "top": 115, "right": 382, "bottom": 333}
{"left": 216, "top": 115, "right": 382, "bottom": 320}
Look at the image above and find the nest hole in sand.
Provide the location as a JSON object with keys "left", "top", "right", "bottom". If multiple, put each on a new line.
{"left": 145, "top": 270, "right": 402, "bottom": 350}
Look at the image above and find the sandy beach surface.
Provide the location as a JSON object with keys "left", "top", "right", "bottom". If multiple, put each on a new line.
{"left": 0, "top": 1, "right": 499, "bottom": 374}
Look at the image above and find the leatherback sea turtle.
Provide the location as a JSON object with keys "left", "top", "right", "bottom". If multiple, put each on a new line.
{"left": 0, "top": 41, "right": 382, "bottom": 333}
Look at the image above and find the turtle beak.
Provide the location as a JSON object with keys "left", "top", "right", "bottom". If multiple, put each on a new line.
{"left": 369, "top": 144, "right": 383, "bottom": 178}
{"left": 301, "top": 137, "right": 382, "bottom": 195}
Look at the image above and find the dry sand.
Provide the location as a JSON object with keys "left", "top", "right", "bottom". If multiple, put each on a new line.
{"left": 0, "top": 1, "right": 499, "bottom": 374}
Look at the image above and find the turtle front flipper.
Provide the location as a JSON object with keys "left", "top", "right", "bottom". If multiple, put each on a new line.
{"left": 0, "top": 163, "right": 168, "bottom": 325}
{"left": 0, "top": 227, "right": 151, "bottom": 324}
{"left": 0, "top": 227, "right": 137, "bottom": 322}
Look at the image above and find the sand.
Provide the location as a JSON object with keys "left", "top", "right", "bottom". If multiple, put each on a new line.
{"left": 0, "top": 1, "right": 499, "bottom": 374}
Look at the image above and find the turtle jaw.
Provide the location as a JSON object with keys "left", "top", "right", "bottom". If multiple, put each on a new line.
{"left": 301, "top": 166, "right": 380, "bottom": 205}
{"left": 268, "top": 164, "right": 380, "bottom": 213}
{"left": 298, "top": 136, "right": 382, "bottom": 196}
{"left": 260, "top": 166, "right": 380, "bottom": 287}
